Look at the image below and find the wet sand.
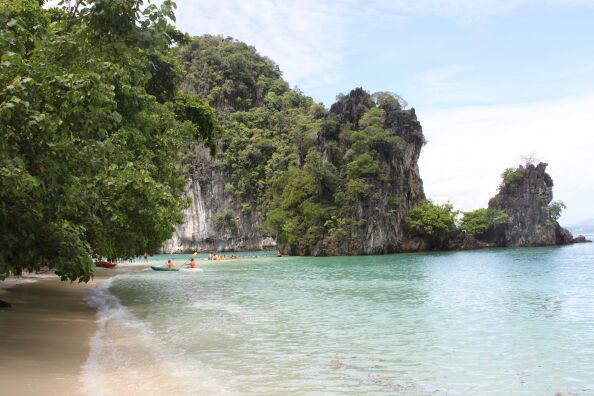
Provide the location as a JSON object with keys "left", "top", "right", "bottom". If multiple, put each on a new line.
{"left": 0, "top": 277, "right": 97, "bottom": 396}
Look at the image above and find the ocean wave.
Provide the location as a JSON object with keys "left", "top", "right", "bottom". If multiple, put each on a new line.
{"left": 189, "top": 300, "right": 274, "bottom": 325}
{"left": 82, "top": 278, "right": 236, "bottom": 396}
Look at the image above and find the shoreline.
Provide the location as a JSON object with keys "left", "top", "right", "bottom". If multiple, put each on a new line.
{"left": 0, "top": 274, "right": 109, "bottom": 396}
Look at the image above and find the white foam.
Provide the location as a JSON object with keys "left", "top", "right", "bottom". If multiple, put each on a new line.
{"left": 82, "top": 279, "right": 237, "bottom": 396}
{"left": 180, "top": 268, "right": 204, "bottom": 272}
{"left": 189, "top": 300, "right": 272, "bottom": 325}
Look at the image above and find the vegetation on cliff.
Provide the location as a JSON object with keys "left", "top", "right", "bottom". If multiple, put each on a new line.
{"left": 176, "top": 36, "right": 576, "bottom": 254}
{"left": 402, "top": 162, "right": 576, "bottom": 250}
{"left": 265, "top": 91, "right": 425, "bottom": 255}
{"left": 178, "top": 36, "right": 325, "bottom": 221}
{"left": 177, "top": 36, "right": 426, "bottom": 255}
{"left": 0, "top": 0, "right": 220, "bottom": 281}
{"left": 404, "top": 200, "right": 458, "bottom": 249}
{"left": 488, "top": 162, "right": 573, "bottom": 246}
{"left": 459, "top": 208, "right": 508, "bottom": 236}
{"left": 402, "top": 162, "right": 572, "bottom": 250}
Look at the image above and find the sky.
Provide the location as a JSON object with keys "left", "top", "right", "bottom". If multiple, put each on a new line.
{"left": 167, "top": 0, "right": 594, "bottom": 225}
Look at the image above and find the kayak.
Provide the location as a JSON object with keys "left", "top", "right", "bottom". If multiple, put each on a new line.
{"left": 151, "top": 266, "right": 179, "bottom": 272}
{"left": 96, "top": 261, "right": 117, "bottom": 269}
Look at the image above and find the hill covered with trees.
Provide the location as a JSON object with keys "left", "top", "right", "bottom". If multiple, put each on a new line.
{"left": 164, "top": 36, "right": 426, "bottom": 255}
{"left": 166, "top": 36, "right": 583, "bottom": 255}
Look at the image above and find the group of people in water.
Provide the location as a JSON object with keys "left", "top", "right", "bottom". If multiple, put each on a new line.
{"left": 158, "top": 253, "right": 264, "bottom": 268}
{"left": 207, "top": 253, "right": 258, "bottom": 261}
{"left": 102, "top": 251, "right": 275, "bottom": 269}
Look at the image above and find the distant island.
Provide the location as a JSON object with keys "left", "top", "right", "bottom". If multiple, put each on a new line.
{"left": 566, "top": 219, "right": 594, "bottom": 234}
{"left": 163, "top": 36, "right": 589, "bottom": 256}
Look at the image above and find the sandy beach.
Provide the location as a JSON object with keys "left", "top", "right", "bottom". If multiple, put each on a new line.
{"left": 0, "top": 276, "right": 98, "bottom": 396}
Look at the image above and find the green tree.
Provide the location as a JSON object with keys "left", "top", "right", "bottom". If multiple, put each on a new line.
{"left": 0, "top": 0, "right": 220, "bottom": 281}
{"left": 405, "top": 200, "right": 458, "bottom": 248}
{"left": 459, "top": 208, "right": 508, "bottom": 236}
{"left": 498, "top": 167, "right": 522, "bottom": 191}
{"left": 549, "top": 200, "right": 566, "bottom": 221}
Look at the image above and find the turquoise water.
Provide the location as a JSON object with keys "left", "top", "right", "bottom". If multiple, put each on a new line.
{"left": 86, "top": 240, "right": 594, "bottom": 395}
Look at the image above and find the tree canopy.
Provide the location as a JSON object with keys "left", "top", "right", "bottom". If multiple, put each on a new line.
{"left": 0, "top": 0, "right": 220, "bottom": 281}
{"left": 405, "top": 200, "right": 458, "bottom": 247}
{"left": 459, "top": 208, "right": 507, "bottom": 236}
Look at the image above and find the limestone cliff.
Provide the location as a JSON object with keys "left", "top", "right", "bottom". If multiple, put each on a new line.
{"left": 161, "top": 146, "right": 276, "bottom": 253}
{"left": 486, "top": 162, "right": 574, "bottom": 246}
{"left": 280, "top": 89, "right": 426, "bottom": 256}
{"left": 162, "top": 36, "right": 579, "bottom": 255}
{"left": 161, "top": 37, "right": 426, "bottom": 254}
{"left": 162, "top": 36, "right": 308, "bottom": 253}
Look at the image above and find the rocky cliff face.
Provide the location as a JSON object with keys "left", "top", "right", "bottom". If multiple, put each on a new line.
{"left": 162, "top": 36, "right": 577, "bottom": 255}
{"left": 161, "top": 36, "right": 303, "bottom": 253}
{"left": 162, "top": 37, "right": 427, "bottom": 255}
{"left": 284, "top": 89, "right": 425, "bottom": 256}
{"left": 161, "top": 145, "right": 276, "bottom": 253}
{"left": 487, "top": 162, "right": 573, "bottom": 246}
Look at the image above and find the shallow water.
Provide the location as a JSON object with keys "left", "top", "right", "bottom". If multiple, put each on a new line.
{"left": 84, "top": 240, "right": 594, "bottom": 395}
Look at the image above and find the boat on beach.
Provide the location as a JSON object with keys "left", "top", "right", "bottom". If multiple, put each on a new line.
{"left": 96, "top": 261, "right": 117, "bottom": 269}
{"left": 151, "top": 266, "right": 179, "bottom": 272}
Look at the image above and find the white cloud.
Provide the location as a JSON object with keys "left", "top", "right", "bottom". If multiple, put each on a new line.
{"left": 374, "top": 0, "right": 594, "bottom": 21}
{"left": 410, "top": 65, "right": 502, "bottom": 106}
{"left": 169, "top": 0, "right": 594, "bottom": 96}
{"left": 172, "top": 0, "right": 353, "bottom": 89}
{"left": 418, "top": 94, "right": 594, "bottom": 224}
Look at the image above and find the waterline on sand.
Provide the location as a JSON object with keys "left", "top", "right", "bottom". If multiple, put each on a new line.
{"left": 82, "top": 278, "right": 235, "bottom": 396}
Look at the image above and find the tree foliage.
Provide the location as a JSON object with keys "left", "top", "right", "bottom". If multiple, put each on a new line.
{"left": 549, "top": 200, "right": 566, "bottom": 222}
{"left": 405, "top": 200, "right": 458, "bottom": 247}
{"left": 459, "top": 208, "right": 508, "bottom": 236}
{"left": 498, "top": 167, "right": 523, "bottom": 191}
{"left": 0, "top": 0, "right": 220, "bottom": 281}
{"left": 178, "top": 35, "right": 284, "bottom": 113}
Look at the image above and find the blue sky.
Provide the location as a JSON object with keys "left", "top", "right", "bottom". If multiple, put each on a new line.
{"left": 168, "top": 0, "right": 594, "bottom": 225}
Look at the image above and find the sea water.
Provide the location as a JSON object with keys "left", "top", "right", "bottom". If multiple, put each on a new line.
{"left": 83, "top": 239, "right": 594, "bottom": 395}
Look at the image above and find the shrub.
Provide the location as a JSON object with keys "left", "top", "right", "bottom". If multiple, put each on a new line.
{"left": 405, "top": 200, "right": 458, "bottom": 245}
{"left": 549, "top": 200, "right": 566, "bottom": 221}
{"left": 240, "top": 202, "right": 252, "bottom": 214}
{"left": 346, "top": 153, "right": 381, "bottom": 178}
{"left": 499, "top": 168, "right": 523, "bottom": 191}
{"left": 460, "top": 208, "right": 508, "bottom": 236}
{"left": 214, "top": 209, "right": 236, "bottom": 231}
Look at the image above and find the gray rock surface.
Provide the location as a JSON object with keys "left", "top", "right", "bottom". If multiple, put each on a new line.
{"left": 302, "top": 89, "right": 425, "bottom": 255}
{"left": 163, "top": 89, "right": 425, "bottom": 255}
{"left": 161, "top": 145, "right": 276, "bottom": 253}
{"left": 487, "top": 162, "right": 573, "bottom": 246}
